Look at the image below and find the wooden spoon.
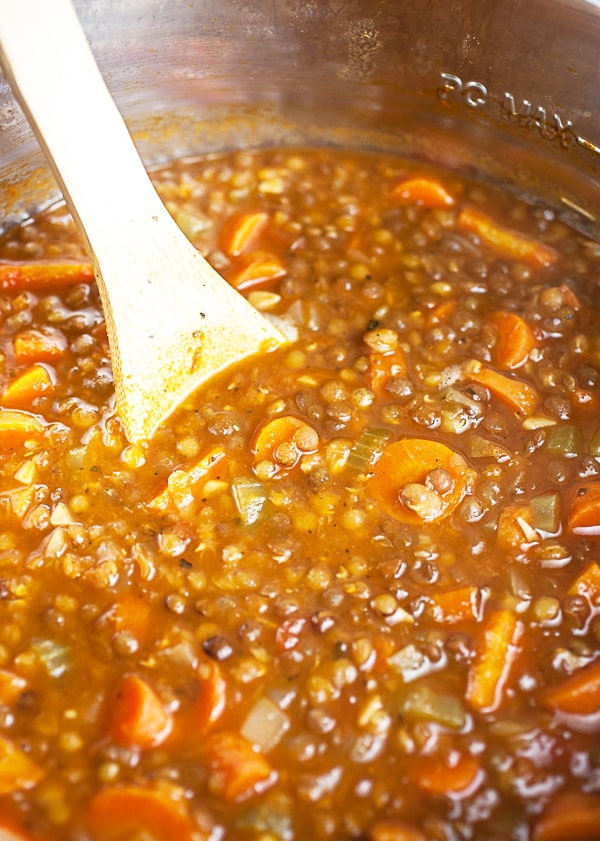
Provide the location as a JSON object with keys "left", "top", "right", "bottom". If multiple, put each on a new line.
{"left": 0, "top": 0, "right": 286, "bottom": 444}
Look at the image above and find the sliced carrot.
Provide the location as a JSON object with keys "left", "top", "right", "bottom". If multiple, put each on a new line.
{"left": 175, "top": 658, "right": 226, "bottom": 741}
{"left": 0, "top": 734, "right": 44, "bottom": 794}
{"left": 220, "top": 212, "right": 269, "bottom": 257}
{"left": 540, "top": 659, "right": 600, "bottom": 716}
{"left": 567, "top": 482, "right": 600, "bottom": 534}
{"left": 427, "top": 586, "right": 487, "bottom": 624}
{"left": 391, "top": 177, "right": 455, "bottom": 208}
{"left": 0, "top": 670, "right": 27, "bottom": 706}
{"left": 370, "top": 820, "right": 428, "bottom": 841}
{"left": 496, "top": 504, "right": 537, "bottom": 552}
{"left": 458, "top": 206, "right": 559, "bottom": 268}
{"left": 147, "top": 446, "right": 227, "bottom": 512}
{"left": 532, "top": 790, "right": 600, "bottom": 841}
{"left": 13, "top": 327, "right": 67, "bottom": 364}
{"left": 414, "top": 751, "right": 482, "bottom": 797}
{"left": 367, "top": 438, "right": 477, "bottom": 525}
{"left": 465, "top": 609, "right": 523, "bottom": 712}
{"left": 488, "top": 311, "right": 537, "bottom": 370}
{"left": 108, "top": 674, "right": 172, "bottom": 749}
{"left": 465, "top": 361, "right": 540, "bottom": 418}
{"left": 205, "top": 731, "right": 276, "bottom": 803}
{"left": 105, "top": 593, "right": 154, "bottom": 646}
{"left": 251, "top": 415, "right": 318, "bottom": 467}
{"left": 567, "top": 561, "right": 600, "bottom": 605}
{"left": 227, "top": 251, "right": 287, "bottom": 291}
{"left": 368, "top": 347, "right": 407, "bottom": 394}
{"left": 2, "top": 364, "right": 56, "bottom": 409}
{"left": 87, "top": 782, "right": 199, "bottom": 841}
{"left": 425, "top": 299, "right": 457, "bottom": 328}
{"left": 0, "top": 261, "right": 93, "bottom": 292}
{"left": 0, "top": 409, "right": 46, "bottom": 451}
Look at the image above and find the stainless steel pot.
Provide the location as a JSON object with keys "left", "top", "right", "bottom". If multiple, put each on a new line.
{"left": 1, "top": 0, "right": 600, "bottom": 238}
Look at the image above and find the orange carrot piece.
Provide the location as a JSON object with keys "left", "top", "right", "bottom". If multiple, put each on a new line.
{"left": 567, "top": 561, "right": 600, "bottom": 605}
{"left": 220, "top": 212, "right": 269, "bottom": 257}
{"left": 0, "top": 670, "right": 27, "bottom": 706}
{"left": 108, "top": 674, "right": 172, "bottom": 749}
{"left": 540, "top": 659, "right": 600, "bottom": 716}
{"left": 425, "top": 299, "right": 457, "bottom": 328}
{"left": 205, "top": 731, "right": 276, "bottom": 803}
{"left": 13, "top": 327, "right": 67, "bottom": 364}
{"left": 0, "top": 734, "right": 44, "bottom": 794}
{"left": 488, "top": 310, "right": 537, "bottom": 370}
{"left": 466, "top": 609, "right": 523, "bottom": 712}
{"left": 2, "top": 364, "right": 56, "bottom": 409}
{"left": 252, "top": 415, "right": 317, "bottom": 465}
{"left": 367, "top": 438, "right": 477, "bottom": 525}
{"left": 227, "top": 251, "right": 286, "bottom": 291}
{"left": 0, "top": 261, "right": 93, "bottom": 292}
{"left": 370, "top": 820, "right": 428, "bottom": 841}
{"left": 465, "top": 361, "right": 540, "bottom": 418}
{"left": 414, "top": 751, "right": 482, "bottom": 797}
{"left": 496, "top": 504, "right": 537, "bottom": 552}
{"left": 174, "top": 658, "right": 226, "bottom": 742}
{"left": 87, "top": 782, "right": 199, "bottom": 841}
{"left": 391, "top": 177, "right": 455, "bottom": 208}
{"left": 458, "top": 205, "right": 559, "bottom": 268}
{"left": 532, "top": 791, "right": 600, "bottom": 841}
{"left": 567, "top": 482, "right": 600, "bottom": 533}
{"left": 105, "top": 593, "right": 154, "bottom": 646}
{"left": 427, "top": 586, "right": 487, "bottom": 624}
{"left": 368, "top": 348, "right": 407, "bottom": 394}
{"left": 147, "top": 446, "right": 227, "bottom": 512}
{"left": 0, "top": 409, "right": 46, "bottom": 451}
{"left": 0, "top": 815, "right": 38, "bottom": 841}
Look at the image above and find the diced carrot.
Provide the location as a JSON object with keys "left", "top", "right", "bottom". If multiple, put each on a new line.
{"left": 425, "top": 299, "right": 457, "bottom": 328}
{"left": 13, "top": 327, "right": 67, "bottom": 364}
{"left": 227, "top": 251, "right": 287, "bottom": 291}
{"left": 0, "top": 734, "right": 44, "bottom": 794}
{"left": 87, "top": 782, "right": 199, "bottom": 841}
{"left": 0, "top": 261, "right": 93, "bottom": 292}
{"left": 368, "top": 348, "right": 407, "bottom": 394}
{"left": 147, "top": 446, "right": 227, "bottom": 512}
{"left": 108, "top": 674, "right": 172, "bottom": 749}
{"left": 2, "top": 364, "right": 56, "bottom": 409}
{"left": 540, "top": 659, "right": 600, "bottom": 716}
{"left": 0, "top": 409, "right": 46, "bottom": 451}
{"left": 465, "top": 361, "right": 540, "bottom": 418}
{"left": 220, "top": 212, "right": 269, "bottom": 257}
{"left": 465, "top": 609, "right": 523, "bottom": 712}
{"left": 532, "top": 790, "right": 600, "bottom": 841}
{"left": 0, "top": 815, "right": 38, "bottom": 841}
{"left": 0, "top": 670, "right": 27, "bottom": 706}
{"left": 497, "top": 504, "right": 537, "bottom": 552}
{"left": 414, "top": 751, "right": 482, "bottom": 797}
{"left": 370, "top": 819, "right": 428, "bottom": 841}
{"left": 205, "top": 731, "right": 276, "bottom": 803}
{"left": 391, "top": 177, "right": 455, "bottom": 208}
{"left": 427, "top": 586, "right": 487, "bottom": 624}
{"left": 251, "top": 415, "right": 318, "bottom": 467}
{"left": 488, "top": 311, "right": 537, "bottom": 370}
{"left": 567, "top": 561, "right": 600, "bottom": 606}
{"left": 567, "top": 482, "right": 600, "bottom": 534}
{"left": 458, "top": 206, "right": 560, "bottom": 268}
{"left": 367, "top": 438, "right": 477, "bottom": 525}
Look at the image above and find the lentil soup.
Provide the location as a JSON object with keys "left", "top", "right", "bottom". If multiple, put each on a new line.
{"left": 0, "top": 148, "right": 599, "bottom": 841}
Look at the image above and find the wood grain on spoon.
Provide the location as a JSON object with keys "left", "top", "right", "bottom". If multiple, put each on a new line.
{"left": 0, "top": 0, "right": 286, "bottom": 444}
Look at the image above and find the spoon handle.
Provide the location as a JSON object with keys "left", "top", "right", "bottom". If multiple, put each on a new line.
{"left": 0, "top": 0, "right": 285, "bottom": 443}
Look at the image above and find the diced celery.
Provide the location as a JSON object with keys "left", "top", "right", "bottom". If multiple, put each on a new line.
{"left": 468, "top": 434, "right": 510, "bottom": 461}
{"left": 231, "top": 477, "right": 268, "bottom": 525}
{"left": 400, "top": 684, "right": 466, "bottom": 730}
{"left": 531, "top": 493, "right": 561, "bottom": 534}
{"left": 347, "top": 428, "right": 391, "bottom": 473}
{"left": 544, "top": 424, "right": 583, "bottom": 457}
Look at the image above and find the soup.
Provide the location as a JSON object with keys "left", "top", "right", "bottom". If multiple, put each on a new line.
{"left": 0, "top": 148, "right": 598, "bottom": 841}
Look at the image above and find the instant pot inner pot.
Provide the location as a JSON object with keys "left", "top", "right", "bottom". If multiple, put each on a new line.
{"left": 1, "top": 0, "right": 599, "bottom": 237}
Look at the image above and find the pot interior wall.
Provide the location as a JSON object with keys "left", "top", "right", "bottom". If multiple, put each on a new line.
{"left": 1, "top": 0, "right": 600, "bottom": 237}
